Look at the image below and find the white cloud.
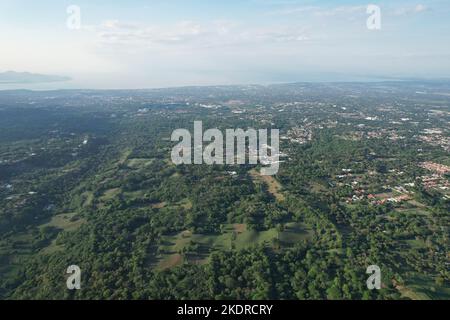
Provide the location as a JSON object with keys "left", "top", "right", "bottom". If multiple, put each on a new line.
{"left": 97, "top": 20, "right": 204, "bottom": 45}
{"left": 414, "top": 4, "right": 429, "bottom": 13}
{"left": 267, "top": 5, "right": 366, "bottom": 17}
{"left": 393, "top": 4, "right": 430, "bottom": 16}
{"left": 266, "top": 6, "right": 319, "bottom": 16}
{"left": 94, "top": 19, "right": 312, "bottom": 48}
{"left": 313, "top": 6, "right": 366, "bottom": 17}
{"left": 101, "top": 20, "right": 140, "bottom": 30}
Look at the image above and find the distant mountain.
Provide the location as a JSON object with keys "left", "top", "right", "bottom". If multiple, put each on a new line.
{"left": 0, "top": 71, "right": 70, "bottom": 84}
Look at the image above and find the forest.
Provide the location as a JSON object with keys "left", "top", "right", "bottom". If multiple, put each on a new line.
{"left": 0, "top": 83, "right": 449, "bottom": 300}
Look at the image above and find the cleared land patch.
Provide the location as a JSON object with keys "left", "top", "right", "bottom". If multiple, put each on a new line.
{"left": 40, "top": 212, "right": 85, "bottom": 232}
{"left": 250, "top": 169, "right": 285, "bottom": 202}
{"left": 151, "top": 222, "right": 312, "bottom": 271}
{"left": 127, "top": 158, "right": 154, "bottom": 169}
{"left": 39, "top": 212, "right": 86, "bottom": 255}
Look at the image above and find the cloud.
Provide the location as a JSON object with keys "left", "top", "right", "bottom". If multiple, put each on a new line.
{"left": 101, "top": 20, "right": 140, "bottom": 30}
{"left": 269, "top": 3, "right": 432, "bottom": 19}
{"left": 414, "top": 4, "right": 429, "bottom": 13}
{"left": 97, "top": 20, "right": 204, "bottom": 45}
{"left": 267, "top": 5, "right": 366, "bottom": 17}
{"left": 95, "top": 19, "right": 312, "bottom": 49}
{"left": 266, "top": 6, "right": 319, "bottom": 16}
{"left": 313, "top": 6, "right": 366, "bottom": 17}
{"left": 393, "top": 4, "right": 430, "bottom": 16}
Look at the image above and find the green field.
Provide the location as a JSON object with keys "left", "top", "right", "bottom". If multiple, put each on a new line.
{"left": 127, "top": 158, "right": 154, "bottom": 169}
{"left": 39, "top": 212, "right": 86, "bottom": 255}
{"left": 399, "top": 274, "right": 450, "bottom": 300}
{"left": 152, "top": 222, "right": 313, "bottom": 271}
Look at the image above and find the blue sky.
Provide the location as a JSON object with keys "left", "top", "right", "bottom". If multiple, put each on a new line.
{"left": 1, "top": 0, "right": 450, "bottom": 88}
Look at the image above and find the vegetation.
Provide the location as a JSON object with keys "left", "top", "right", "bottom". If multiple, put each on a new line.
{"left": 0, "top": 82, "right": 449, "bottom": 299}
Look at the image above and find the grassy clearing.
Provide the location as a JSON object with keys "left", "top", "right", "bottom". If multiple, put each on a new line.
{"left": 403, "top": 274, "right": 450, "bottom": 300}
{"left": 100, "top": 188, "right": 121, "bottom": 201}
{"left": 177, "top": 198, "right": 193, "bottom": 210}
{"left": 395, "top": 283, "right": 430, "bottom": 300}
{"left": 127, "top": 158, "right": 154, "bottom": 169}
{"left": 394, "top": 272, "right": 450, "bottom": 300}
{"left": 233, "top": 223, "right": 246, "bottom": 234}
{"left": 40, "top": 212, "right": 85, "bottom": 232}
{"left": 81, "top": 191, "right": 94, "bottom": 208}
{"left": 234, "top": 229, "right": 277, "bottom": 249}
{"left": 39, "top": 212, "right": 86, "bottom": 255}
{"left": 249, "top": 169, "right": 285, "bottom": 202}
{"left": 118, "top": 149, "right": 132, "bottom": 165}
{"left": 151, "top": 222, "right": 312, "bottom": 271}
{"left": 123, "top": 190, "right": 146, "bottom": 200}
{"left": 403, "top": 239, "right": 427, "bottom": 250}
{"left": 394, "top": 207, "right": 430, "bottom": 217}
{"left": 39, "top": 239, "right": 63, "bottom": 255}
{"left": 407, "top": 200, "right": 426, "bottom": 208}
{"left": 151, "top": 202, "right": 167, "bottom": 209}
{"left": 310, "top": 181, "right": 328, "bottom": 194}
{"left": 157, "top": 253, "right": 183, "bottom": 271}
{"left": 280, "top": 222, "right": 314, "bottom": 244}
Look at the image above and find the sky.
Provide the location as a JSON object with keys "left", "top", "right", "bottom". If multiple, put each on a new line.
{"left": 1, "top": 0, "right": 450, "bottom": 89}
